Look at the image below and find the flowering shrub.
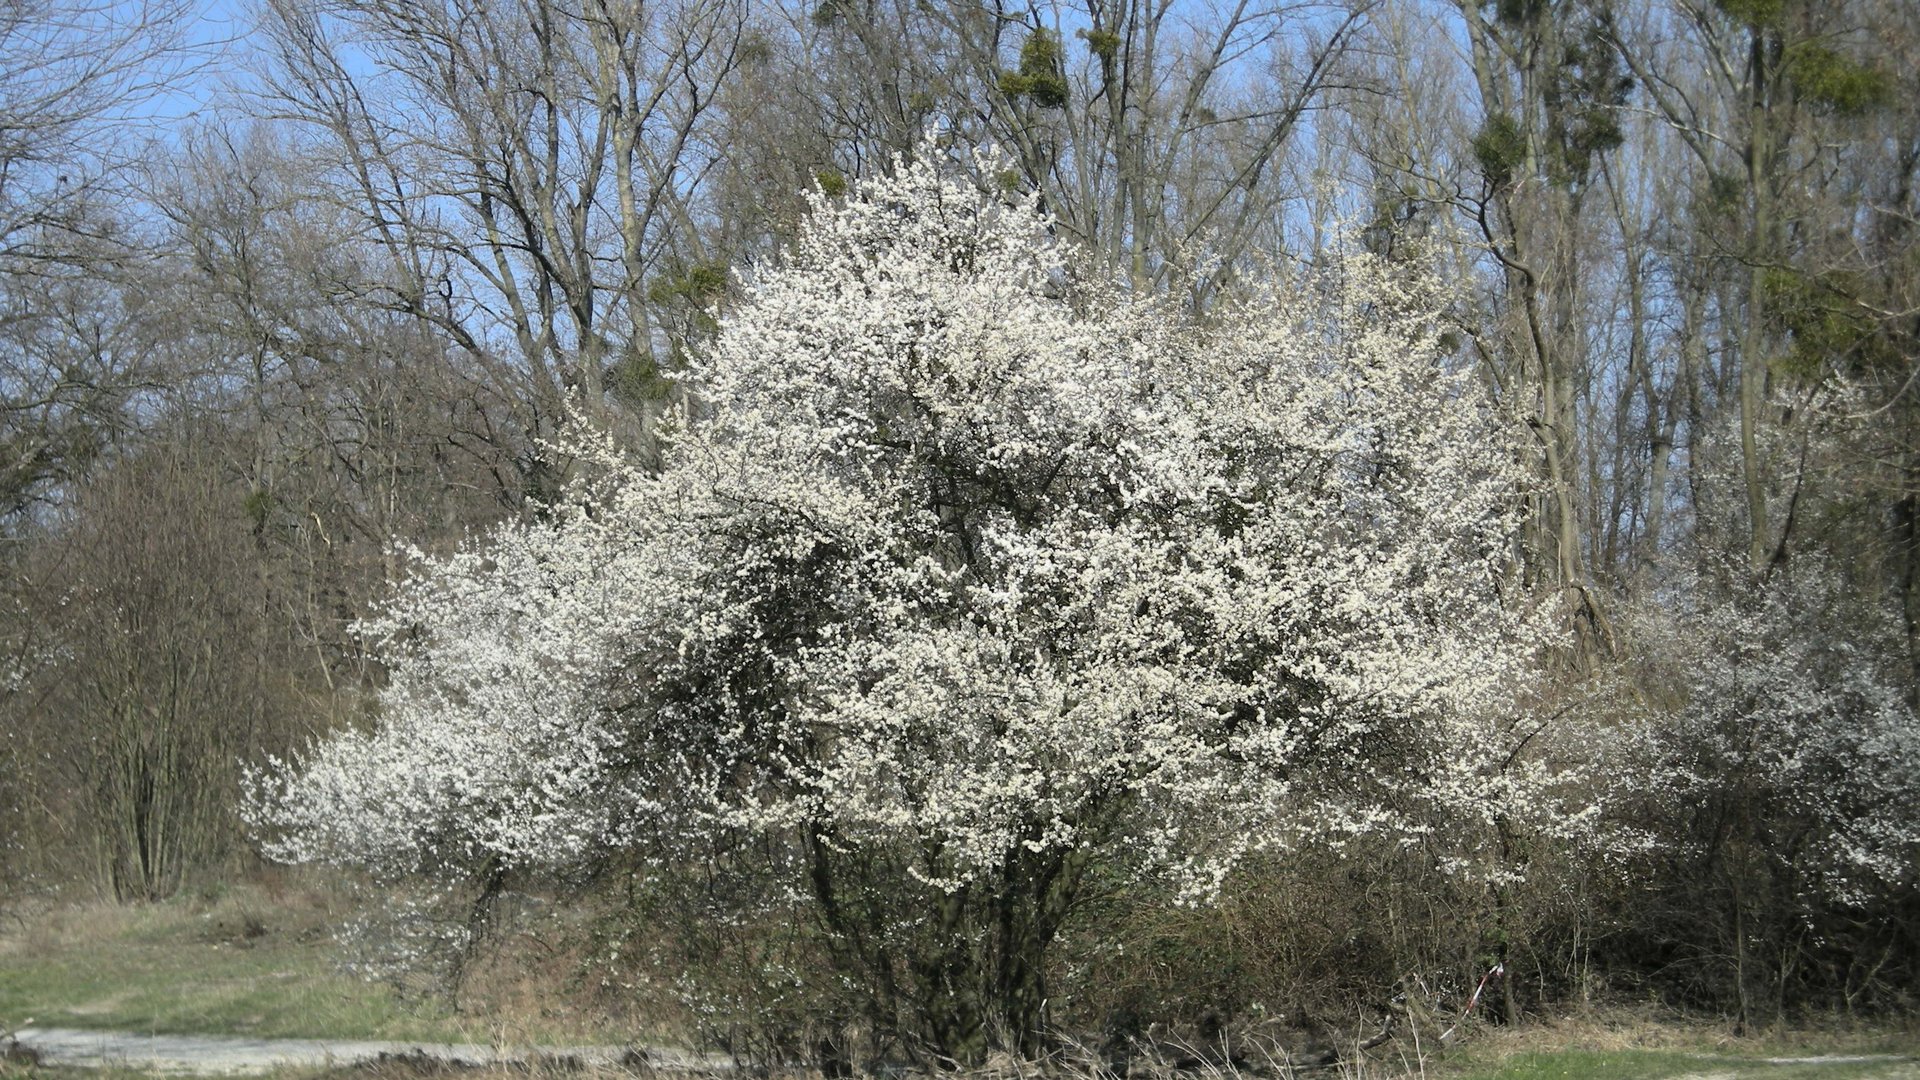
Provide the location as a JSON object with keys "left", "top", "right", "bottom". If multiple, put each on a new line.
{"left": 249, "top": 146, "right": 1574, "bottom": 1060}
{"left": 1609, "top": 558, "right": 1920, "bottom": 1013}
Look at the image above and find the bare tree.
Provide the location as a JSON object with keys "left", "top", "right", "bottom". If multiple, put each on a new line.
{"left": 5, "top": 427, "right": 313, "bottom": 900}
{"left": 249, "top": 0, "right": 753, "bottom": 469}
{"left": 1, "top": 0, "right": 195, "bottom": 528}
{"left": 762, "top": 0, "right": 1373, "bottom": 298}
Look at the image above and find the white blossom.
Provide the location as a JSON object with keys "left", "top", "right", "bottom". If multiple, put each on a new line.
{"left": 248, "top": 145, "right": 1574, "bottom": 903}
{"left": 1614, "top": 558, "right": 1920, "bottom": 908}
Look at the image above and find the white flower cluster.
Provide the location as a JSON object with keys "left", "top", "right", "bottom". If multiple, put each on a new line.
{"left": 1618, "top": 559, "right": 1920, "bottom": 909}
{"left": 249, "top": 146, "right": 1570, "bottom": 900}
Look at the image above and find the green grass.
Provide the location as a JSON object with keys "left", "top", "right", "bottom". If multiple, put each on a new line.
{"left": 1444, "top": 1046, "right": 1920, "bottom": 1080}
{"left": 1447, "top": 1048, "right": 1708, "bottom": 1078}
{"left": 0, "top": 883, "right": 604, "bottom": 1045}
{"left": 3, "top": 909, "right": 453, "bottom": 1042}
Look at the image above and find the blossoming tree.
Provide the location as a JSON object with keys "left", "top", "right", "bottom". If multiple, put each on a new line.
{"left": 1612, "top": 558, "right": 1920, "bottom": 1020}
{"left": 250, "top": 148, "right": 1568, "bottom": 1061}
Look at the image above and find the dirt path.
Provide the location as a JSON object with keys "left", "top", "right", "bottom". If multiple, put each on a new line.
{"left": 7, "top": 1027, "right": 728, "bottom": 1075}
{"left": 14, "top": 1028, "right": 1918, "bottom": 1078}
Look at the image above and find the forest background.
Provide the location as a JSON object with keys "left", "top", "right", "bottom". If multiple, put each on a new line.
{"left": 2, "top": 0, "right": 1918, "bottom": 1065}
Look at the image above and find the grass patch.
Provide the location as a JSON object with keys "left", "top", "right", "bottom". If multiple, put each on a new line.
{"left": 2, "top": 886, "right": 453, "bottom": 1041}
{"left": 0, "top": 876, "right": 621, "bottom": 1046}
{"left": 1446, "top": 1048, "right": 1709, "bottom": 1078}
{"left": 1434, "top": 1011, "right": 1920, "bottom": 1080}
{"left": 1443, "top": 1047, "right": 1919, "bottom": 1079}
